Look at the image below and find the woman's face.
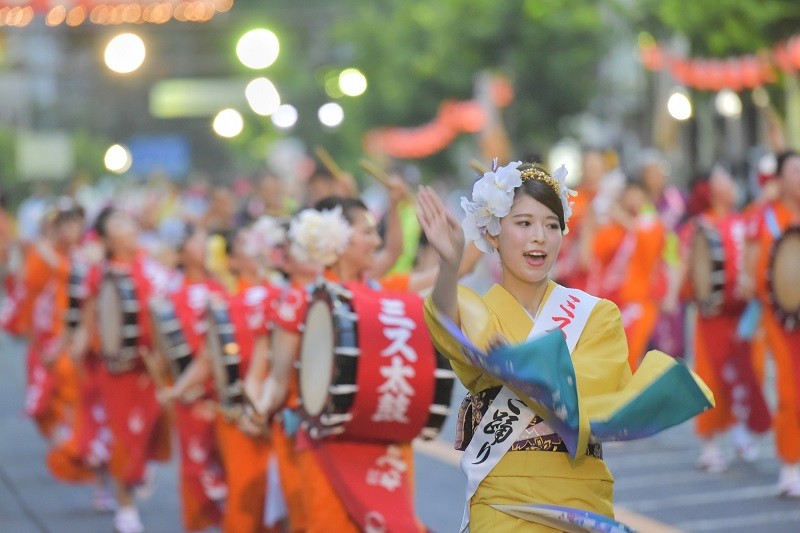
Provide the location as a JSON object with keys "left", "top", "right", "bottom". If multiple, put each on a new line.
{"left": 181, "top": 229, "right": 207, "bottom": 269}
{"left": 338, "top": 208, "right": 382, "bottom": 275}
{"left": 54, "top": 216, "right": 84, "bottom": 248}
{"left": 490, "top": 194, "right": 563, "bottom": 285}
{"left": 276, "top": 244, "right": 321, "bottom": 279}
{"left": 709, "top": 169, "right": 737, "bottom": 209}
{"left": 230, "top": 230, "right": 260, "bottom": 279}
{"left": 780, "top": 155, "right": 800, "bottom": 202}
{"left": 105, "top": 211, "right": 139, "bottom": 256}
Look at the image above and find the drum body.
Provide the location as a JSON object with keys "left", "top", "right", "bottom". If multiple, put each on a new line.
{"left": 65, "top": 262, "right": 87, "bottom": 332}
{"left": 768, "top": 226, "right": 800, "bottom": 331}
{"left": 299, "top": 281, "right": 455, "bottom": 443}
{"left": 97, "top": 270, "right": 140, "bottom": 373}
{"left": 690, "top": 223, "right": 726, "bottom": 316}
{"left": 149, "top": 296, "right": 195, "bottom": 378}
{"left": 205, "top": 297, "right": 246, "bottom": 417}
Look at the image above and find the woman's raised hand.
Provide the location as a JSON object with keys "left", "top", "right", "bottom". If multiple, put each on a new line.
{"left": 416, "top": 186, "right": 465, "bottom": 270}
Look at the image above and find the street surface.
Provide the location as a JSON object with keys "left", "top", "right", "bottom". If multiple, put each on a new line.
{"left": 1, "top": 333, "right": 798, "bottom": 532}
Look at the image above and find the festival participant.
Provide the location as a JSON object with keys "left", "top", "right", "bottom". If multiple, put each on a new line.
{"left": 18, "top": 199, "right": 85, "bottom": 443}
{"left": 155, "top": 224, "right": 227, "bottom": 532}
{"left": 166, "top": 225, "right": 279, "bottom": 533}
{"left": 49, "top": 228, "right": 116, "bottom": 512}
{"left": 258, "top": 177, "right": 427, "bottom": 532}
{"left": 304, "top": 167, "right": 358, "bottom": 208}
{"left": 418, "top": 160, "right": 712, "bottom": 531}
{"left": 75, "top": 207, "right": 172, "bottom": 533}
{"left": 16, "top": 198, "right": 113, "bottom": 508}
{"left": 640, "top": 149, "right": 687, "bottom": 357}
{"left": 743, "top": 150, "right": 800, "bottom": 497}
{"left": 554, "top": 148, "right": 604, "bottom": 290}
{"left": 242, "top": 172, "right": 294, "bottom": 222}
{"left": 590, "top": 180, "right": 667, "bottom": 370}
{"left": 258, "top": 169, "right": 483, "bottom": 531}
{"left": 680, "top": 169, "right": 770, "bottom": 472}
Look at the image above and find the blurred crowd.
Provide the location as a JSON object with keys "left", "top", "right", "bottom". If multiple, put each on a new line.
{"left": 0, "top": 140, "right": 799, "bottom": 532}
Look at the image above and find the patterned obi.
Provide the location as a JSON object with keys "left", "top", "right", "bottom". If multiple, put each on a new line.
{"left": 455, "top": 387, "right": 602, "bottom": 459}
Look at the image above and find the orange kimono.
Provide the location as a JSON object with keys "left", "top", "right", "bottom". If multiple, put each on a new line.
{"left": 20, "top": 245, "right": 80, "bottom": 443}
{"left": 171, "top": 277, "right": 227, "bottom": 531}
{"left": 592, "top": 216, "right": 666, "bottom": 370}
{"left": 556, "top": 187, "right": 593, "bottom": 290}
{"left": 215, "top": 281, "right": 278, "bottom": 533}
{"left": 749, "top": 200, "right": 800, "bottom": 463}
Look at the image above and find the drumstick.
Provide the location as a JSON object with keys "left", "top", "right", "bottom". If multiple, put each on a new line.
{"left": 359, "top": 158, "right": 415, "bottom": 200}
{"left": 314, "top": 146, "right": 347, "bottom": 183}
{"left": 358, "top": 158, "right": 393, "bottom": 187}
{"left": 469, "top": 159, "right": 488, "bottom": 175}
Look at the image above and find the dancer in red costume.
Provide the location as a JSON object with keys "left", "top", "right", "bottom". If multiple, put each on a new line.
{"left": 680, "top": 169, "right": 770, "bottom": 473}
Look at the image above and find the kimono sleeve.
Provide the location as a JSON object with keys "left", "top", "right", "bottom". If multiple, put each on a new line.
{"left": 423, "top": 285, "right": 494, "bottom": 392}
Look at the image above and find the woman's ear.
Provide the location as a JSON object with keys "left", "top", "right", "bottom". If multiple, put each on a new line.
{"left": 485, "top": 232, "right": 500, "bottom": 253}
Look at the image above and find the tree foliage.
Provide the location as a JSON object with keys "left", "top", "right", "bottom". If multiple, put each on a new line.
{"left": 632, "top": 0, "right": 800, "bottom": 55}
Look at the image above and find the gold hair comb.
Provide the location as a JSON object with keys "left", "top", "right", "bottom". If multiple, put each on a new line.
{"left": 519, "top": 165, "right": 561, "bottom": 196}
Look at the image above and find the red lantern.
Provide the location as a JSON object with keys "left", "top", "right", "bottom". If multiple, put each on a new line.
{"left": 723, "top": 58, "right": 743, "bottom": 91}
{"left": 741, "top": 55, "right": 762, "bottom": 88}
{"left": 670, "top": 58, "right": 692, "bottom": 85}
{"left": 689, "top": 59, "right": 710, "bottom": 90}
{"left": 707, "top": 60, "right": 726, "bottom": 92}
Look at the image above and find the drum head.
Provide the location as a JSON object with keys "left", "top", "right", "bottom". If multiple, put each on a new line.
{"left": 690, "top": 231, "right": 714, "bottom": 302}
{"left": 98, "top": 278, "right": 123, "bottom": 356}
{"left": 772, "top": 230, "right": 800, "bottom": 313}
{"left": 300, "top": 300, "right": 334, "bottom": 417}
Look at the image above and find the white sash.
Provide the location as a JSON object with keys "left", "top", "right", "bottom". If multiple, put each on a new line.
{"left": 459, "top": 284, "right": 599, "bottom": 532}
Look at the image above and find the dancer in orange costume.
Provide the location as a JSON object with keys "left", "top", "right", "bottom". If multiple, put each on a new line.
{"left": 679, "top": 170, "right": 770, "bottom": 473}
{"left": 743, "top": 150, "right": 800, "bottom": 497}
{"left": 555, "top": 148, "right": 605, "bottom": 290}
{"left": 17, "top": 200, "right": 100, "bottom": 486}
{"left": 74, "top": 207, "right": 172, "bottom": 533}
{"left": 20, "top": 222, "right": 80, "bottom": 441}
{"left": 168, "top": 225, "right": 279, "bottom": 533}
{"left": 160, "top": 225, "right": 227, "bottom": 532}
{"left": 590, "top": 181, "right": 666, "bottom": 370}
{"left": 259, "top": 179, "right": 439, "bottom": 533}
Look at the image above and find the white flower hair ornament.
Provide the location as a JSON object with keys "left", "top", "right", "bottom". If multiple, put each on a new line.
{"left": 288, "top": 206, "right": 353, "bottom": 267}
{"left": 461, "top": 159, "right": 577, "bottom": 253}
{"left": 250, "top": 216, "right": 287, "bottom": 250}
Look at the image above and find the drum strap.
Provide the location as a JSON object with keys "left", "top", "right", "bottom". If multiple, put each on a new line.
{"left": 765, "top": 208, "right": 782, "bottom": 240}
{"left": 458, "top": 284, "right": 598, "bottom": 532}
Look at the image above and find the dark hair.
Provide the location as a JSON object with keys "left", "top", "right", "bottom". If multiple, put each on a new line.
{"left": 177, "top": 223, "right": 199, "bottom": 252}
{"left": 514, "top": 162, "right": 565, "bottom": 232}
{"left": 776, "top": 151, "right": 800, "bottom": 177}
{"left": 314, "top": 195, "right": 368, "bottom": 225}
{"left": 51, "top": 197, "right": 85, "bottom": 225}
{"left": 93, "top": 206, "right": 117, "bottom": 239}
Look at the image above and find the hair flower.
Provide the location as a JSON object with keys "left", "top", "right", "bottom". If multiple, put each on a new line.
{"left": 460, "top": 160, "right": 522, "bottom": 253}
{"left": 288, "top": 206, "right": 353, "bottom": 267}
{"left": 250, "top": 216, "right": 287, "bottom": 250}
{"left": 551, "top": 164, "right": 577, "bottom": 227}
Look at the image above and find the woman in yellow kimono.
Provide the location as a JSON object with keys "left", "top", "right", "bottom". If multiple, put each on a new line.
{"left": 417, "top": 159, "right": 713, "bottom": 532}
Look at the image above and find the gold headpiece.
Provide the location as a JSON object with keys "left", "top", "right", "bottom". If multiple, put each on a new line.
{"left": 519, "top": 164, "right": 561, "bottom": 196}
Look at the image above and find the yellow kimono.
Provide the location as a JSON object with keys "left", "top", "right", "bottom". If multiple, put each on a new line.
{"left": 424, "top": 280, "right": 713, "bottom": 532}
